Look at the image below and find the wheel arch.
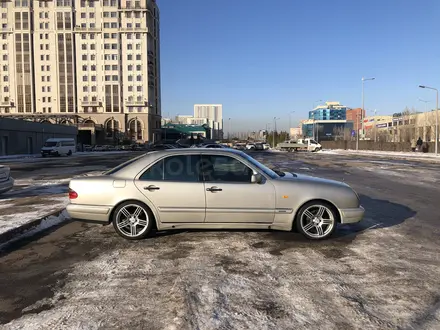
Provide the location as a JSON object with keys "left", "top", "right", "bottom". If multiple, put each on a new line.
{"left": 292, "top": 198, "right": 342, "bottom": 229}
{"left": 108, "top": 199, "right": 158, "bottom": 230}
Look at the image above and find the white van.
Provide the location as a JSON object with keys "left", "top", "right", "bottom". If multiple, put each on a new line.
{"left": 41, "top": 138, "right": 76, "bottom": 157}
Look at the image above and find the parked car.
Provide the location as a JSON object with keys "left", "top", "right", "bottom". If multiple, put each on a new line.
{"left": 0, "top": 165, "right": 14, "bottom": 194}
{"left": 148, "top": 144, "right": 177, "bottom": 151}
{"left": 41, "top": 138, "right": 76, "bottom": 157}
{"left": 67, "top": 149, "right": 364, "bottom": 241}
{"left": 199, "top": 143, "right": 227, "bottom": 149}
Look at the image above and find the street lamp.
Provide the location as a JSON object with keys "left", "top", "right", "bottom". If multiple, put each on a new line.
{"left": 357, "top": 77, "right": 375, "bottom": 150}
{"left": 419, "top": 85, "right": 438, "bottom": 155}
{"left": 228, "top": 117, "right": 231, "bottom": 140}
{"left": 273, "top": 117, "right": 280, "bottom": 148}
{"left": 418, "top": 98, "right": 430, "bottom": 113}
{"left": 289, "top": 111, "right": 295, "bottom": 139}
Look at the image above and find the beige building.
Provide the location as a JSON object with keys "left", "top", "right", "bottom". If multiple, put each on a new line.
{"left": 0, "top": 0, "right": 161, "bottom": 144}
{"left": 364, "top": 111, "right": 439, "bottom": 142}
{"left": 194, "top": 104, "right": 223, "bottom": 129}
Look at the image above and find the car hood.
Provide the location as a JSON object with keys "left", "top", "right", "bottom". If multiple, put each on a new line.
{"left": 277, "top": 171, "right": 349, "bottom": 187}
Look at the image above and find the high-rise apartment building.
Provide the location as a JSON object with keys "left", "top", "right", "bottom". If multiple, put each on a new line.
{"left": 0, "top": 0, "right": 161, "bottom": 143}
{"left": 194, "top": 104, "right": 222, "bottom": 129}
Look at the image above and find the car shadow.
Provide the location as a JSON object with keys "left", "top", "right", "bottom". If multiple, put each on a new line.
{"left": 151, "top": 194, "right": 416, "bottom": 254}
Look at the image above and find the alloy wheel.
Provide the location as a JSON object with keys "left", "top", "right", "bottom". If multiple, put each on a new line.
{"left": 115, "top": 204, "right": 150, "bottom": 238}
{"left": 300, "top": 204, "right": 335, "bottom": 239}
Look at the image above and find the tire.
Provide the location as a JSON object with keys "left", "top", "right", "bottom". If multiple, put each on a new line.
{"left": 295, "top": 201, "right": 337, "bottom": 240}
{"left": 112, "top": 201, "right": 153, "bottom": 240}
{"left": 67, "top": 150, "right": 72, "bottom": 156}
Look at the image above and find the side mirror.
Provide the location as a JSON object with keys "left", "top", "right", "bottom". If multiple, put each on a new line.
{"left": 251, "top": 173, "right": 263, "bottom": 184}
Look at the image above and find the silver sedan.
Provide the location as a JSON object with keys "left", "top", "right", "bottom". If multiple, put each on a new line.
{"left": 66, "top": 149, "right": 364, "bottom": 240}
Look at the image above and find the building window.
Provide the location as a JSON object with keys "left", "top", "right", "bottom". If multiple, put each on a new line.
{"left": 83, "top": 86, "right": 88, "bottom": 92}
{"left": 83, "top": 76, "right": 88, "bottom": 82}
{"left": 137, "top": 86, "right": 142, "bottom": 92}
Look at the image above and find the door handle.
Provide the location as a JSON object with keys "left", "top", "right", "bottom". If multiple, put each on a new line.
{"left": 206, "top": 186, "right": 222, "bottom": 192}
{"left": 144, "top": 185, "right": 160, "bottom": 191}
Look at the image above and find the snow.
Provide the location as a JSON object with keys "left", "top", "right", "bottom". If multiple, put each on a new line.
{"left": 2, "top": 227, "right": 439, "bottom": 329}
{"left": 321, "top": 149, "right": 440, "bottom": 161}
{"left": 0, "top": 210, "right": 69, "bottom": 250}
{"left": 0, "top": 196, "right": 69, "bottom": 235}
{"left": 0, "top": 151, "right": 134, "bottom": 163}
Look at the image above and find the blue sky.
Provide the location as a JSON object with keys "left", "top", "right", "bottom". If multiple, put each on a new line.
{"left": 159, "top": 0, "right": 440, "bottom": 132}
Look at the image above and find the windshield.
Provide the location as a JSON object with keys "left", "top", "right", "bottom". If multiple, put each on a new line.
{"left": 240, "top": 152, "right": 279, "bottom": 179}
{"left": 44, "top": 142, "right": 57, "bottom": 147}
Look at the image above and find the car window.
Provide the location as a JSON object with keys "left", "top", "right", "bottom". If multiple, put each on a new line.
{"left": 139, "top": 155, "right": 202, "bottom": 182}
{"left": 201, "top": 155, "right": 253, "bottom": 183}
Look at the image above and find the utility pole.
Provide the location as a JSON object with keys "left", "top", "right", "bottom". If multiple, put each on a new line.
{"left": 357, "top": 77, "right": 375, "bottom": 150}
{"left": 419, "top": 85, "right": 438, "bottom": 155}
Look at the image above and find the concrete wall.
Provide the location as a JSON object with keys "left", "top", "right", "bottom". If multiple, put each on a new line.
{"left": 321, "top": 140, "right": 435, "bottom": 153}
{"left": 0, "top": 118, "right": 78, "bottom": 156}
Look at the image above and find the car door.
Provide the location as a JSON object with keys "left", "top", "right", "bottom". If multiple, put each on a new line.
{"left": 201, "top": 154, "right": 276, "bottom": 223}
{"left": 134, "top": 154, "right": 206, "bottom": 223}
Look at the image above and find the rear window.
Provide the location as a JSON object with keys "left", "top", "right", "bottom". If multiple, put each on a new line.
{"left": 104, "top": 154, "right": 146, "bottom": 175}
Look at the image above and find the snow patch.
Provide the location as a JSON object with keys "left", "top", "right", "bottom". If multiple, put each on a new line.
{"left": 0, "top": 209, "right": 69, "bottom": 250}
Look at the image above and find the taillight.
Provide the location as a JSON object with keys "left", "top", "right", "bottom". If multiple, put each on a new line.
{"left": 69, "top": 188, "right": 78, "bottom": 199}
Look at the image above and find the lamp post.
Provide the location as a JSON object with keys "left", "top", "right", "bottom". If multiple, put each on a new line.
{"left": 419, "top": 85, "right": 438, "bottom": 156}
{"left": 228, "top": 117, "right": 231, "bottom": 140}
{"left": 357, "top": 77, "right": 375, "bottom": 150}
{"left": 373, "top": 109, "right": 377, "bottom": 142}
{"left": 289, "top": 111, "right": 295, "bottom": 139}
{"left": 418, "top": 98, "right": 429, "bottom": 113}
{"left": 273, "top": 117, "right": 280, "bottom": 148}
{"left": 266, "top": 123, "right": 271, "bottom": 143}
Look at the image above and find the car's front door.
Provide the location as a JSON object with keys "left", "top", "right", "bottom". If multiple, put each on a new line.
{"left": 134, "top": 154, "right": 206, "bottom": 223}
{"left": 201, "top": 154, "right": 276, "bottom": 223}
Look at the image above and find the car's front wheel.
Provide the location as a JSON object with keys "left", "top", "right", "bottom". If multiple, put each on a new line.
{"left": 296, "top": 201, "right": 337, "bottom": 240}
{"left": 112, "top": 201, "right": 153, "bottom": 240}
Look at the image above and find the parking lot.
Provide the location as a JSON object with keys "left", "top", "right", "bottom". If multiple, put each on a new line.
{"left": 0, "top": 151, "right": 439, "bottom": 329}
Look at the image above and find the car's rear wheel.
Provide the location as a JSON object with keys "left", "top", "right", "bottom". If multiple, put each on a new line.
{"left": 296, "top": 201, "right": 337, "bottom": 240}
{"left": 112, "top": 201, "right": 153, "bottom": 240}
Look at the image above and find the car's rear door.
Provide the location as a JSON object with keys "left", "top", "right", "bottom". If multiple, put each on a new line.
{"left": 134, "top": 154, "right": 206, "bottom": 223}
{"left": 201, "top": 154, "right": 276, "bottom": 223}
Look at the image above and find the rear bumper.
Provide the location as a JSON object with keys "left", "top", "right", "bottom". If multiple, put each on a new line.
{"left": 0, "top": 177, "right": 14, "bottom": 194}
{"left": 339, "top": 206, "right": 365, "bottom": 224}
{"left": 66, "top": 204, "right": 112, "bottom": 224}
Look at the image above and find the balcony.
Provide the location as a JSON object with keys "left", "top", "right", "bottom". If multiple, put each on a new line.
{"left": 78, "top": 123, "right": 104, "bottom": 129}
{"left": 0, "top": 27, "right": 12, "bottom": 33}
{"left": 0, "top": 101, "right": 12, "bottom": 106}
{"left": 119, "top": 5, "right": 149, "bottom": 11}
{"left": 119, "top": 27, "right": 148, "bottom": 33}
{"left": 125, "top": 100, "right": 147, "bottom": 106}
{"left": 74, "top": 26, "right": 102, "bottom": 32}
{"left": 81, "top": 101, "right": 102, "bottom": 107}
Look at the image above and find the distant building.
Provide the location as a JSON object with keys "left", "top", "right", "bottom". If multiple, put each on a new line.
{"left": 290, "top": 127, "right": 302, "bottom": 139}
{"left": 310, "top": 102, "right": 347, "bottom": 120}
{"left": 302, "top": 119, "right": 353, "bottom": 141}
{"left": 194, "top": 104, "right": 223, "bottom": 129}
{"left": 346, "top": 108, "right": 365, "bottom": 133}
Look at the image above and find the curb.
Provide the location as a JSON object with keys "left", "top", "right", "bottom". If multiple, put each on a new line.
{"left": 0, "top": 208, "right": 68, "bottom": 245}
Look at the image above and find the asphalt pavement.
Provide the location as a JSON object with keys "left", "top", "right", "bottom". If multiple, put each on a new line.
{"left": 0, "top": 151, "right": 439, "bottom": 329}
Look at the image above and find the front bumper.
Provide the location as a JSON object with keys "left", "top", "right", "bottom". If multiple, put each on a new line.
{"left": 66, "top": 204, "right": 111, "bottom": 224}
{"left": 0, "top": 177, "right": 14, "bottom": 194}
{"left": 339, "top": 206, "right": 365, "bottom": 224}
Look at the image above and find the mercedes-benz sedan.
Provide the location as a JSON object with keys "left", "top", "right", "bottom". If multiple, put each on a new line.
{"left": 66, "top": 149, "right": 364, "bottom": 240}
